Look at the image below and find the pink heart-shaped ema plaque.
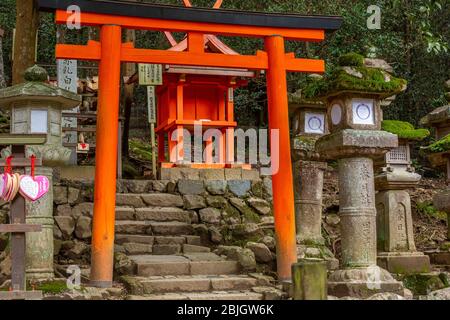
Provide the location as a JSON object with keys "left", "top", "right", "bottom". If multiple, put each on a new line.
{"left": 0, "top": 174, "right": 5, "bottom": 199}
{"left": 19, "top": 175, "right": 50, "bottom": 201}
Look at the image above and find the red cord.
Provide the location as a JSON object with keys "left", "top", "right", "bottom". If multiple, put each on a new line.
{"left": 5, "top": 156, "right": 12, "bottom": 174}
{"left": 30, "top": 155, "right": 36, "bottom": 179}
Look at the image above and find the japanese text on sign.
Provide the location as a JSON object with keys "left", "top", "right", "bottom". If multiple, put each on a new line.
{"left": 139, "top": 64, "right": 163, "bottom": 86}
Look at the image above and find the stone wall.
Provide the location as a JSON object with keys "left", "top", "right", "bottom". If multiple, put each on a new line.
{"left": 52, "top": 176, "right": 276, "bottom": 272}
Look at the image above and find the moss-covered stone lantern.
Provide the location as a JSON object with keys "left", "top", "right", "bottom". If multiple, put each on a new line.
{"left": 0, "top": 65, "right": 81, "bottom": 165}
{"left": 375, "top": 120, "right": 431, "bottom": 274}
{"left": 0, "top": 65, "right": 81, "bottom": 280}
{"left": 289, "top": 84, "right": 338, "bottom": 271}
{"left": 306, "top": 53, "right": 406, "bottom": 298}
{"left": 421, "top": 81, "right": 450, "bottom": 263}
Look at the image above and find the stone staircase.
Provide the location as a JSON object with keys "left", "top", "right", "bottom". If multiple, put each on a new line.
{"left": 114, "top": 192, "right": 282, "bottom": 300}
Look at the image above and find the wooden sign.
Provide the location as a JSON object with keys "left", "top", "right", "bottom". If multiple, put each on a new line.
{"left": 57, "top": 59, "right": 78, "bottom": 94}
{"left": 58, "top": 59, "right": 79, "bottom": 165}
{"left": 77, "top": 142, "right": 90, "bottom": 154}
{"left": 0, "top": 137, "right": 44, "bottom": 300}
{"left": 147, "top": 86, "right": 157, "bottom": 124}
{"left": 228, "top": 87, "right": 234, "bottom": 103}
{"left": 138, "top": 64, "right": 163, "bottom": 86}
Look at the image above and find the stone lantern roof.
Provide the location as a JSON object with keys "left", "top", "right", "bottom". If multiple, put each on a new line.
{"left": 420, "top": 81, "right": 450, "bottom": 161}
{"left": 0, "top": 65, "right": 81, "bottom": 109}
{"left": 381, "top": 120, "right": 430, "bottom": 142}
{"left": 303, "top": 53, "right": 407, "bottom": 100}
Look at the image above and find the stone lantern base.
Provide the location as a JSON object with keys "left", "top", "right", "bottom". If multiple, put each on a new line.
{"left": 296, "top": 244, "right": 339, "bottom": 271}
{"left": 377, "top": 252, "right": 431, "bottom": 274}
{"left": 375, "top": 188, "right": 431, "bottom": 274}
{"left": 25, "top": 166, "right": 54, "bottom": 280}
{"left": 328, "top": 267, "right": 404, "bottom": 298}
{"left": 316, "top": 129, "right": 404, "bottom": 298}
{"left": 428, "top": 189, "right": 450, "bottom": 266}
{"left": 293, "top": 160, "right": 339, "bottom": 270}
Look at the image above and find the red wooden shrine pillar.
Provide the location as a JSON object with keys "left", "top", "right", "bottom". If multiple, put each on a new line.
{"left": 90, "top": 25, "right": 122, "bottom": 288}
{"left": 264, "top": 35, "right": 297, "bottom": 281}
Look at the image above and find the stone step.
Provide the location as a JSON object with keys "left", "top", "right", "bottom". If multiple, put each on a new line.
{"left": 116, "top": 193, "right": 184, "bottom": 208}
{"left": 116, "top": 206, "right": 191, "bottom": 223}
{"left": 116, "top": 235, "right": 155, "bottom": 245}
{"left": 135, "top": 207, "right": 191, "bottom": 223}
{"left": 130, "top": 255, "right": 240, "bottom": 277}
{"left": 128, "top": 275, "right": 258, "bottom": 294}
{"left": 115, "top": 221, "right": 193, "bottom": 236}
{"left": 116, "top": 207, "right": 136, "bottom": 220}
{"left": 127, "top": 291, "right": 264, "bottom": 300}
{"left": 150, "top": 222, "right": 194, "bottom": 236}
{"left": 115, "top": 235, "right": 202, "bottom": 246}
{"left": 115, "top": 221, "right": 149, "bottom": 235}
{"left": 121, "top": 243, "right": 153, "bottom": 255}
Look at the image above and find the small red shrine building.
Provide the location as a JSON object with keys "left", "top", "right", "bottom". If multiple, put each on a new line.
{"left": 155, "top": 34, "right": 255, "bottom": 168}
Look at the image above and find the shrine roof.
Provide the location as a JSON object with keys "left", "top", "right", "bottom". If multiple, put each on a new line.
{"left": 420, "top": 105, "right": 450, "bottom": 127}
{"left": 37, "top": 0, "right": 342, "bottom": 32}
{"left": 421, "top": 81, "right": 450, "bottom": 126}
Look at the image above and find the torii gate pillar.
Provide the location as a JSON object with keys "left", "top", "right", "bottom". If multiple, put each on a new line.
{"left": 265, "top": 35, "right": 297, "bottom": 281}
{"left": 90, "top": 25, "right": 122, "bottom": 288}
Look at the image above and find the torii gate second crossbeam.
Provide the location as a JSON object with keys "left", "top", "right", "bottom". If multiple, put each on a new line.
{"left": 38, "top": 0, "right": 342, "bottom": 288}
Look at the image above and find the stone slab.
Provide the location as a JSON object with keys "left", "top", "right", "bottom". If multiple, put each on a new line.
{"left": 141, "top": 277, "right": 212, "bottom": 294}
{"left": 135, "top": 207, "right": 190, "bottom": 223}
{"left": 115, "top": 235, "right": 154, "bottom": 245}
{"left": 427, "top": 252, "right": 450, "bottom": 266}
{"left": 210, "top": 277, "right": 257, "bottom": 291}
{"left": 316, "top": 129, "right": 398, "bottom": 160}
{"left": 149, "top": 222, "right": 193, "bottom": 236}
{"left": 377, "top": 254, "right": 431, "bottom": 274}
{"left": 190, "top": 261, "right": 240, "bottom": 275}
{"left": 183, "top": 244, "right": 211, "bottom": 253}
{"left": 115, "top": 207, "right": 135, "bottom": 220}
{"left": 152, "top": 244, "right": 181, "bottom": 255}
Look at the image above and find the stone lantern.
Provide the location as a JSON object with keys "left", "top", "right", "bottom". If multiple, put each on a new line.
{"left": 0, "top": 65, "right": 81, "bottom": 279}
{"left": 375, "top": 120, "right": 431, "bottom": 273}
{"left": 309, "top": 53, "right": 406, "bottom": 298}
{"left": 421, "top": 80, "right": 450, "bottom": 265}
{"left": 289, "top": 87, "right": 338, "bottom": 270}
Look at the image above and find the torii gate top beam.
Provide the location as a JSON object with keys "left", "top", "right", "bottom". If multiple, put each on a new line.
{"left": 37, "top": 0, "right": 342, "bottom": 40}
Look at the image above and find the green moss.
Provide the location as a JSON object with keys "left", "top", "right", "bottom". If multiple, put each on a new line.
{"left": 129, "top": 138, "right": 153, "bottom": 161}
{"left": 224, "top": 203, "right": 241, "bottom": 219}
{"left": 338, "top": 52, "right": 365, "bottom": 67}
{"left": 27, "top": 280, "right": 69, "bottom": 294}
{"left": 303, "top": 63, "right": 407, "bottom": 99}
{"left": 292, "top": 136, "right": 318, "bottom": 152}
{"left": 251, "top": 181, "right": 264, "bottom": 198}
{"left": 424, "top": 134, "right": 450, "bottom": 153}
{"left": 416, "top": 201, "right": 447, "bottom": 221}
{"left": 242, "top": 209, "right": 261, "bottom": 223}
{"left": 403, "top": 274, "right": 446, "bottom": 295}
{"left": 381, "top": 120, "right": 430, "bottom": 141}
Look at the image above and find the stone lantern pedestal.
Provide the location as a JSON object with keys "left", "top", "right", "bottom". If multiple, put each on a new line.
{"left": 0, "top": 65, "right": 81, "bottom": 279}
{"left": 375, "top": 136, "right": 431, "bottom": 274}
{"left": 316, "top": 130, "right": 404, "bottom": 297}
{"left": 289, "top": 92, "right": 338, "bottom": 270}
{"left": 305, "top": 53, "right": 408, "bottom": 298}
{"left": 421, "top": 84, "right": 450, "bottom": 265}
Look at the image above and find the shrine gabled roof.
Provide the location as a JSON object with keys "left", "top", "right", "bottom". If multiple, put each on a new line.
{"left": 37, "top": 0, "right": 342, "bottom": 32}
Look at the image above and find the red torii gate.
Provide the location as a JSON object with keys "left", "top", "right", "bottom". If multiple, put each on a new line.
{"left": 38, "top": 0, "right": 341, "bottom": 287}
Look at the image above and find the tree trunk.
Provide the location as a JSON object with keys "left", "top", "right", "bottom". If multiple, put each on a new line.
{"left": 0, "top": 28, "right": 6, "bottom": 88}
{"left": 13, "top": 0, "right": 39, "bottom": 84}
{"left": 122, "top": 28, "right": 136, "bottom": 158}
